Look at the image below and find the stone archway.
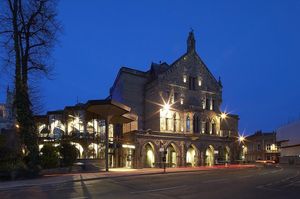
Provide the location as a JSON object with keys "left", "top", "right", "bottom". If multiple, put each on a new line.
{"left": 205, "top": 145, "right": 214, "bottom": 166}
{"left": 143, "top": 142, "right": 156, "bottom": 168}
{"left": 166, "top": 143, "right": 179, "bottom": 167}
{"left": 186, "top": 144, "right": 199, "bottom": 167}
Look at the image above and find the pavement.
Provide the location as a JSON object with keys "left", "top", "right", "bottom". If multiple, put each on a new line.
{"left": 0, "top": 164, "right": 255, "bottom": 190}
{"left": 1, "top": 164, "right": 299, "bottom": 199}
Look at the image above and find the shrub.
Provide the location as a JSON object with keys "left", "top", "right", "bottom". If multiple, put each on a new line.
{"left": 40, "top": 144, "right": 60, "bottom": 169}
{"left": 186, "top": 162, "right": 192, "bottom": 167}
{"left": 59, "top": 142, "right": 77, "bottom": 167}
{"left": 0, "top": 133, "right": 26, "bottom": 180}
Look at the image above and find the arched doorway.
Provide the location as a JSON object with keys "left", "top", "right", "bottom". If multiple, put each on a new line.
{"left": 70, "top": 142, "right": 84, "bottom": 158}
{"left": 186, "top": 146, "right": 197, "bottom": 166}
{"left": 205, "top": 145, "right": 214, "bottom": 166}
{"left": 144, "top": 143, "right": 155, "bottom": 168}
{"left": 166, "top": 144, "right": 177, "bottom": 167}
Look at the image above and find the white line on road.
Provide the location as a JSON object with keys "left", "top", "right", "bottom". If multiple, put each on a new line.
{"left": 130, "top": 185, "right": 186, "bottom": 194}
{"left": 202, "top": 178, "right": 228, "bottom": 183}
{"left": 239, "top": 175, "right": 253, "bottom": 178}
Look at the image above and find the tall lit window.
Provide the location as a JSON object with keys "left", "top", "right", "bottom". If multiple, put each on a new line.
{"left": 202, "top": 98, "right": 206, "bottom": 109}
{"left": 201, "top": 122, "right": 206, "bottom": 134}
{"left": 160, "top": 108, "right": 174, "bottom": 132}
{"left": 186, "top": 114, "right": 190, "bottom": 132}
{"left": 198, "top": 77, "right": 202, "bottom": 86}
{"left": 173, "top": 113, "right": 181, "bottom": 132}
{"left": 183, "top": 75, "right": 187, "bottom": 83}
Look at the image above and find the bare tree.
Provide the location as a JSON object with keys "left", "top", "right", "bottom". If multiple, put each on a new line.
{"left": 0, "top": 0, "right": 61, "bottom": 174}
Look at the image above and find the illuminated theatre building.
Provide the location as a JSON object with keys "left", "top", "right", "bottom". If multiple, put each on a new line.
{"left": 36, "top": 32, "right": 240, "bottom": 169}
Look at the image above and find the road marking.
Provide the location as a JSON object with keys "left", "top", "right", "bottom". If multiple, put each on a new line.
{"left": 130, "top": 185, "right": 186, "bottom": 194}
{"left": 239, "top": 175, "right": 252, "bottom": 178}
{"left": 256, "top": 170, "right": 300, "bottom": 190}
{"left": 256, "top": 185, "right": 280, "bottom": 192}
{"left": 202, "top": 178, "right": 227, "bottom": 183}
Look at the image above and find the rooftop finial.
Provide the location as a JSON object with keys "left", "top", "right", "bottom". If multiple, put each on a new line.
{"left": 187, "top": 30, "right": 196, "bottom": 53}
{"left": 218, "top": 76, "right": 223, "bottom": 87}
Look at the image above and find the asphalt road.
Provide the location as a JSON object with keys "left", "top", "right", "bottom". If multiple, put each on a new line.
{"left": 1, "top": 166, "right": 300, "bottom": 199}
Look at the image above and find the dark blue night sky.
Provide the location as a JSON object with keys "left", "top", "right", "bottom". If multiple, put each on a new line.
{"left": 1, "top": 0, "right": 300, "bottom": 135}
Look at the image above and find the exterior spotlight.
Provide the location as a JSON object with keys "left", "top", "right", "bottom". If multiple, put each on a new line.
{"left": 15, "top": 124, "right": 20, "bottom": 129}
{"left": 163, "top": 103, "right": 170, "bottom": 113}
{"left": 238, "top": 135, "right": 245, "bottom": 143}
{"left": 221, "top": 112, "right": 227, "bottom": 119}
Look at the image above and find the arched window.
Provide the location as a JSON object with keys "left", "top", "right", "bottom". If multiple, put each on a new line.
{"left": 205, "top": 121, "right": 210, "bottom": 134}
{"left": 193, "top": 114, "right": 200, "bottom": 133}
{"left": 212, "top": 120, "right": 216, "bottom": 135}
{"left": 186, "top": 114, "right": 190, "bottom": 132}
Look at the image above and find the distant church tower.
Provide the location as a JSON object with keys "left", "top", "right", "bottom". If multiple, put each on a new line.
{"left": 5, "top": 86, "right": 14, "bottom": 120}
{"left": 0, "top": 86, "right": 15, "bottom": 130}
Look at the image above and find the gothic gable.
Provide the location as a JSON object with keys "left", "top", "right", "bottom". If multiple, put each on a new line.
{"left": 158, "top": 47, "right": 221, "bottom": 93}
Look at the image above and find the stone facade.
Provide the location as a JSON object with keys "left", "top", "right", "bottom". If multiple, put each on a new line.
{"left": 110, "top": 31, "right": 240, "bottom": 168}
{"left": 35, "top": 32, "right": 240, "bottom": 169}
{"left": 244, "top": 131, "right": 279, "bottom": 162}
{"left": 277, "top": 120, "right": 300, "bottom": 165}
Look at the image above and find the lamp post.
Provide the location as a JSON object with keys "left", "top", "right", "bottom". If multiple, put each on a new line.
{"left": 159, "top": 141, "right": 166, "bottom": 173}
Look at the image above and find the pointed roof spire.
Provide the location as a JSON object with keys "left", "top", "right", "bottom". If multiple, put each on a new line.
{"left": 218, "top": 76, "right": 223, "bottom": 87}
{"left": 187, "top": 29, "right": 196, "bottom": 53}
